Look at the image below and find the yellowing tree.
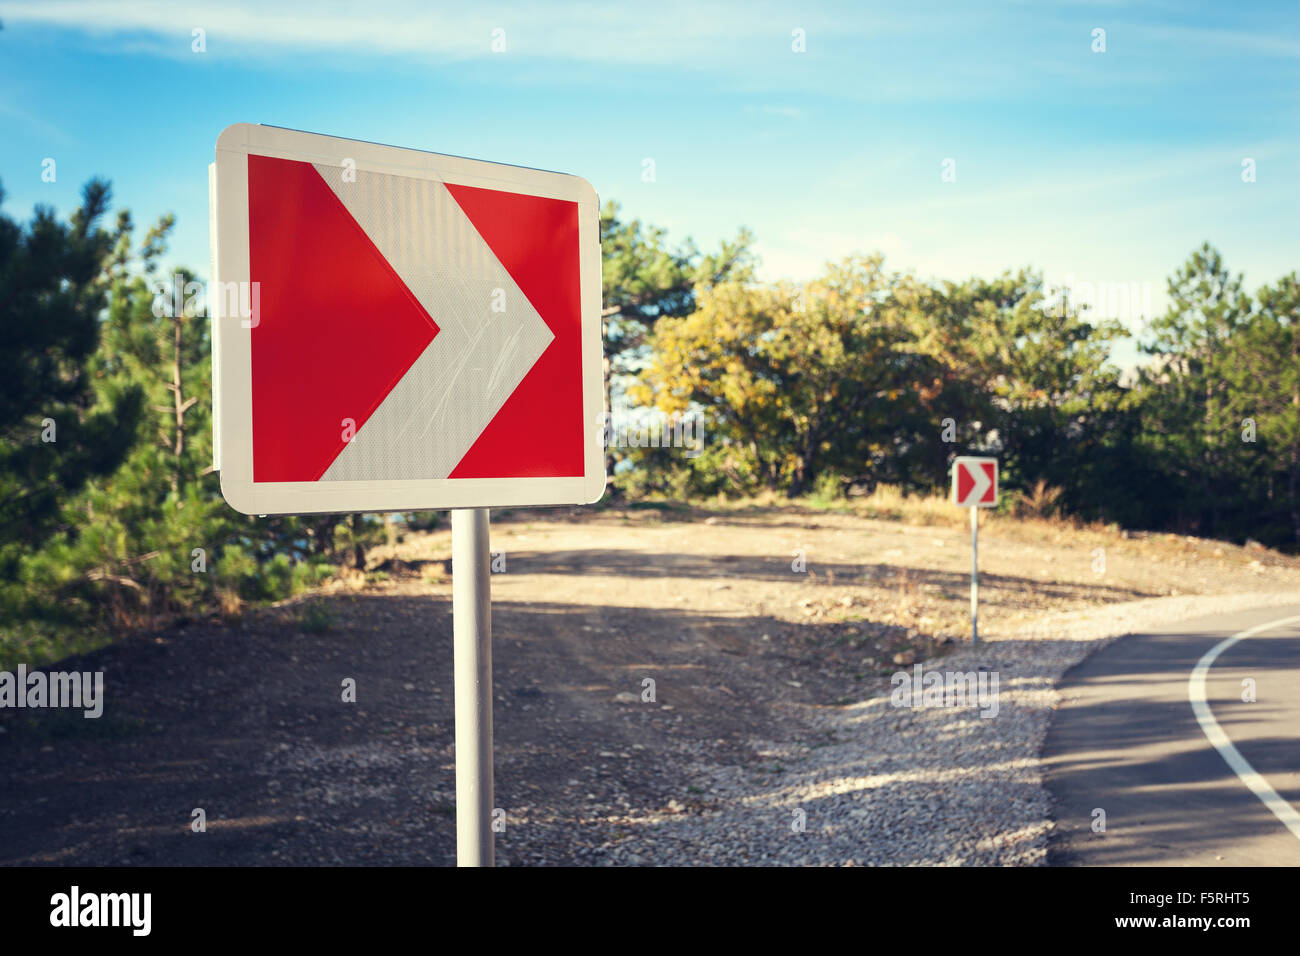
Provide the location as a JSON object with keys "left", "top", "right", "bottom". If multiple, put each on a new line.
{"left": 633, "top": 255, "right": 920, "bottom": 495}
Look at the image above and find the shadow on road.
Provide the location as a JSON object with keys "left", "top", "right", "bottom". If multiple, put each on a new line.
{"left": 1043, "top": 627, "right": 1300, "bottom": 866}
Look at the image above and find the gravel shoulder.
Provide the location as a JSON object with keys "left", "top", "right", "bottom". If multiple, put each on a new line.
{"left": 620, "top": 589, "right": 1300, "bottom": 866}
{"left": 2, "top": 503, "right": 1297, "bottom": 866}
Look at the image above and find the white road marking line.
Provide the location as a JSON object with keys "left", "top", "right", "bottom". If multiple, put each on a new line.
{"left": 1188, "top": 613, "right": 1300, "bottom": 842}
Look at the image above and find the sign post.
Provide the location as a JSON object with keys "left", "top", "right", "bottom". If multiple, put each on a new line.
{"left": 951, "top": 456, "right": 998, "bottom": 645}
{"left": 970, "top": 503, "right": 979, "bottom": 644}
{"left": 210, "top": 124, "right": 605, "bottom": 867}
{"left": 452, "top": 508, "right": 493, "bottom": 866}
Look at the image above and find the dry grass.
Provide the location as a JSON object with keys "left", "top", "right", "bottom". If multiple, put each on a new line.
{"left": 299, "top": 484, "right": 1300, "bottom": 663}
{"left": 216, "top": 587, "right": 243, "bottom": 623}
{"left": 852, "top": 483, "right": 961, "bottom": 525}
{"left": 667, "top": 484, "right": 1294, "bottom": 581}
{"left": 1009, "top": 479, "right": 1065, "bottom": 519}
{"left": 845, "top": 483, "right": 1121, "bottom": 540}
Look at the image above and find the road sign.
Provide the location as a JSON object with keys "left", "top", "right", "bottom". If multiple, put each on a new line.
{"left": 951, "top": 456, "right": 998, "bottom": 645}
{"left": 951, "top": 456, "right": 998, "bottom": 508}
{"left": 211, "top": 125, "right": 606, "bottom": 868}
{"left": 210, "top": 123, "right": 605, "bottom": 516}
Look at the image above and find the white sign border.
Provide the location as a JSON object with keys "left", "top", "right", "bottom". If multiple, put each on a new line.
{"left": 212, "top": 123, "right": 606, "bottom": 515}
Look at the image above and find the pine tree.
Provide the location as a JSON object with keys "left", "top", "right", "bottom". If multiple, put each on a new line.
{"left": 1142, "top": 243, "right": 1252, "bottom": 537}
{"left": 1221, "top": 273, "right": 1300, "bottom": 546}
{"left": 0, "top": 178, "right": 144, "bottom": 580}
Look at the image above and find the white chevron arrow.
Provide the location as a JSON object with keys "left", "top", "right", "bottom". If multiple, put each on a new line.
{"left": 963, "top": 462, "right": 991, "bottom": 505}
{"left": 313, "top": 163, "right": 554, "bottom": 482}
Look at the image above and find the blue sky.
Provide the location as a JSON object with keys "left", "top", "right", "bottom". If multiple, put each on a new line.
{"left": 2, "top": 0, "right": 1297, "bottom": 366}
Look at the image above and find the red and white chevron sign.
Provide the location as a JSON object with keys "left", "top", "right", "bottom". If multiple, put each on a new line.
{"left": 952, "top": 456, "right": 998, "bottom": 508}
{"left": 210, "top": 124, "right": 605, "bottom": 515}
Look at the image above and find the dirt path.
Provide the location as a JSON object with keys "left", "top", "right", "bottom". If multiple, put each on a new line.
{"left": 2, "top": 503, "right": 1296, "bottom": 865}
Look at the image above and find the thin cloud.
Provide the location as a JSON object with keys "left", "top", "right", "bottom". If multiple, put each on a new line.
{"left": 0, "top": 96, "right": 72, "bottom": 144}
{"left": 2, "top": 0, "right": 909, "bottom": 65}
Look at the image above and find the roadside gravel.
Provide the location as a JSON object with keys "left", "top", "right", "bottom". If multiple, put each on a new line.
{"left": 4, "top": 502, "right": 1296, "bottom": 868}
{"left": 589, "top": 590, "right": 1300, "bottom": 866}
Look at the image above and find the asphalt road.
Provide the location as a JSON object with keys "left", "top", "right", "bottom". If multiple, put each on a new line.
{"left": 1044, "top": 604, "right": 1300, "bottom": 866}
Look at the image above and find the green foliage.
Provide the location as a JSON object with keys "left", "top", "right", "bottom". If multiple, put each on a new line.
{"left": 809, "top": 471, "right": 847, "bottom": 507}
{"left": 404, "top": 511, "right": 441, "bottom": 532}
{"left": 1235, "top": 273, "right": 1300, "bottom": 546}
{"left": 600, "top": 199, "right": 756, "bottom": 359}
{"left": 632, "top": 256, "right": 923, "bottom": 495}
{"left": 1133, "top": 242, "right": 1255, "bottom": 537}
{"left": 599, "top": 201, "right": 757, "bottom": 489}
{"left": 0, "top": 179, "right": 145, "bottom": 576}
{"left": 627, "top": 241, "right": 1299, "bottom": 551}
{"left": 295, "top": 601, "right": 334, "bottom": 634}
{"left": 634, "top": 255, "right": 1127, "bottom": 505}
{"left": 4, "top": 173, "right": 1299, "bottom": 675}
{"left": 1, "top": 189, "right": 347, "bottom": 664}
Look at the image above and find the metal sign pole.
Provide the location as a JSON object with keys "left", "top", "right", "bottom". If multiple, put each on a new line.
{"left": 452, "top": 507, "right": 494, "bottom": 866}
{"left": 970, "top": 505, "right": 979, "bottom": 645}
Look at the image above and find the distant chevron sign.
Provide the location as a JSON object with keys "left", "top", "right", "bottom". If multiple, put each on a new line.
{"left": 210, "top": 124, "right": 605, "bottom": 515}
{"left": 952, "top": 456, "right": 998, "bottom": 508}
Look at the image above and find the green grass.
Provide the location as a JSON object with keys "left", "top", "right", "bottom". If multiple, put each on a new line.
{"left": 295, "top": 602, "right": 334, "bottom": 634}
{"left": 4, "top": 708, "right": 159, "bottom": 742}
{"left": 0, "top": 621, "right": 112, "bottom": 673}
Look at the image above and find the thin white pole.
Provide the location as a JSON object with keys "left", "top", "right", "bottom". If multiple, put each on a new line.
{"left": 452, "top": 507, "right": 494, "bottom": 866}
{"left": 970, "top": 505, "right": 979, "bottom": 645}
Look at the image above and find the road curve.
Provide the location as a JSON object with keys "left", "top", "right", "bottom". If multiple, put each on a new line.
{"left": 1043, "top": 604, "right": 1300, "bottom": 866}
